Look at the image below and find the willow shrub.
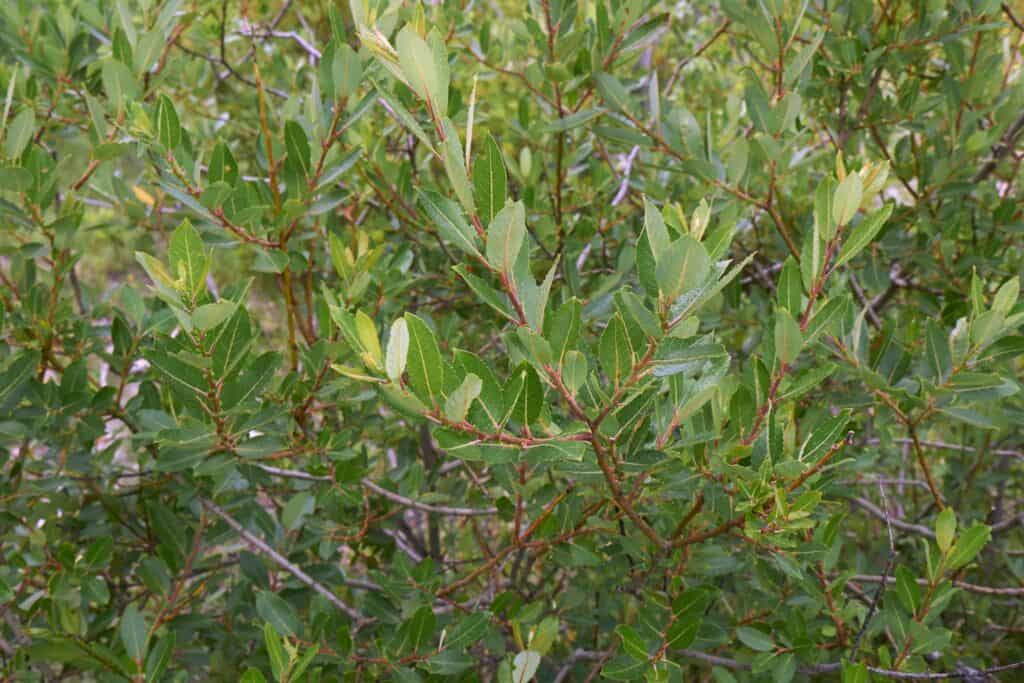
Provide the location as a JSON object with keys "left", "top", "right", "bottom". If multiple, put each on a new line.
{"left": 1, "top": 0, "right": 1023, "bottom": 681}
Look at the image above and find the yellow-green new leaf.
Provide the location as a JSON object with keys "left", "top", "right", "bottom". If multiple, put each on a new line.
{"left": 832, "top": 171, "right": 863, "bottom": 227}
{"left": 355, "top": 311, "right": 382, "bottom": 370}
{"left": 935, "top": 507, "right": 956, "bottom": 553}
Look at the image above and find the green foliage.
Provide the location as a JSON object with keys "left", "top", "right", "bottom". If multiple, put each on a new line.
{"left": 1, "top": 0, "right": 1023, "bottom": 681}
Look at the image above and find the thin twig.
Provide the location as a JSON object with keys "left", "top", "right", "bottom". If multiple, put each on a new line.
{"left": 849, "top": 482, "right": 897, "bottom": 658}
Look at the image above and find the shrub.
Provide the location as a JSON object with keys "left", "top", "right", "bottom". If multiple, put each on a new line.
{"left": 1, "top": 0, "right": 1023, "bottom": 680}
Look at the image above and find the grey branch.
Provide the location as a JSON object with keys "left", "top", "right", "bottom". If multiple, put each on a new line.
{"left": 850, "top": 574, "right": 1024, "bottom": 597}
{"left": 254, "top": 464, "right": 498, "bottom": 517}
{"left": 199, "top": 497, "right": 368, "bottom": 624}
{"left": 848, "top": 496, "right": 936, "bottom": 538}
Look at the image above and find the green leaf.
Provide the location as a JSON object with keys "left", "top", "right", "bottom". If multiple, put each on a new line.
{"left": 521, "top": 259, "right": 558, "bottom": 332}
{"left": 284, "top": 121, "right": 312, "bottom": 180}
{"left": 529, "top": 616, "right": 559, "bottom": 656}
{"left": 992, "top": 276, "right": 1019, "bottom": 315}
{"left": 773, "top": 653, "right": 796, "bottom": 683}
{"left": 832, "top": 172, "right": 863, "bottom": 227}
{"left": 541, "top": 108, "right": 602, "bottom": 133}
{"left": 814, "top": 176, "right": 837, "bottom": 241}
{"left": 656, "top": 236, "right": 710, "bottom": 301}
{"left": 842, "top": 662, "right": 869, "bottom": 683}
{"left": 486, "top": 200, "right": 526, "bottom": 274}
{"left": 979, "top": 335, "right": 1024, "bottom": 363}
{"left": 935, "top": 507, "right": 956, "bottom": 553}
{"left": 144, "top": 633, "right": 175, "bottom": 682}
{"left": 804, "top": 297, "right": 847, "bottom": 344}
{"left": 282, "top": 492, "right": 315, "bottom": 531}
{"left": 774, "top": 310, "right": 802, "bottom": 365}
{"left": 938, "top": 406, "right": 998, "bottom": 430}
{"left": 419, "top": 190, "right": 480, "bottom": 257}
{"left": 643, "top": 196, "right": 671, "bottom": 262}
{"left": 595, "top": 72, "right": 631, "bottom": 114}
{"left": 444, "top": 612, "right": 491, "bottom": 651}
{"left": 373, "top": 82, "right": 435, "bottom": 154}
{"left": 102, "top": 58, "right": 138, "bottom": 109}
{"left": 785, "top": 28, "right": 825, "bottom": 86}
{"left": 256, "top": 591, "right": 300, "bottom": 638}
{"left": 134, "top": 30, "right": 163, "bottom": 76}
{"left": 355, "top": 310, "right": 382, "bottom": 369}
{"left": 145, "top": 348, "right": 209, "bottom": 401}
{"left": 83, "top": 537, "right": 114, "bottom": 569}
{"left": 444, "top": 373, "right": 482, "bottom": 422}
{"left": 397, "top": 26, "right": 447, "bottom": 115}
{"left": 241, "top": 668, "right": 268, "bottom": 683}
{"left": 924, "top": 320, "right": 952, "bottom": 381}
{"left": 737, "top": 626, "right": 774, "bottom": 652}
{"left": 120, "top": 604, "right": 148, "bottom": 662}
{"left": 454, "top": 352, "right": 505, "bottom": 425}
{"left": 0, "top": 165, "right": 32, "bottom": 191}
{"left": 264, "top": 623, "right": 288, "bottom": 681}
{"left": 332, "top": 44, "right": 364, "bottom": 101}
{"left": 454, "top": 265, "right": 516, "bottom": 321}
{"left": 505, "top": 363, "right": 544, "bottom": 426}
{"left": 192, "top": 301, "right": 237, "bottom": 331}
{"left": 290, "top": 645, "right": 319, "bottom": 681}
{"left": 154, "top": 95, "right": 181, "bottom": 150}
{"left": 777, "top": 257, "right": 802, "bottom": 314}
{"left": 168, "top": 220, "right": 209, "bottom": 302}
{"left": 473, "top": 134, "right": 507, "bottom": 227}
{"left": 665, "top": 587, "right": 711, "bottom": 649}
{"left": 396, "top": 606, "right": 436, "bottom": 654}
{"left": 651, "top": 339, "right": 729, "bottom": 377}
{"left": 208, "top": 142, "right": 239, "bottom": 184}
{"left": 440, "top": 118, "right": 475, "bottom": 215}
{"left": 404, "top": 313, "right": 444, "bottom": 404}
{"left": 834, "top": 203, "right": 893, "bottom": 268}
{"left": 948, "top": 373, "right": 1018, "bottom": 401}
{"left": 600, "top": 313, "right": 634, "bottom": 387}
{"left": 4, "top": 107, "right": 34, "bottom": 159}
{"left": 615, "top": 624, "right": 648, "bottom": 661}
{"left": 948, "top": 523, "right": 991, "bottom": 569}
{"left": 895, "top": 566, "right": 922, "bottom": 612}
{"left": 523, "top": 440, "right": 587, "bottom": 463}
{"left": 135, "top": 252, "right": 177, "bottom": 291}
{"left": 221, "top": 351, "right": 280, "bottom": 410}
